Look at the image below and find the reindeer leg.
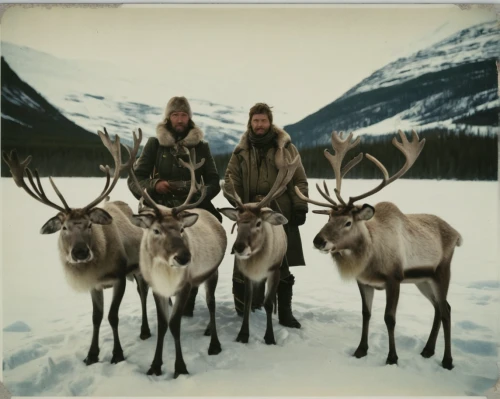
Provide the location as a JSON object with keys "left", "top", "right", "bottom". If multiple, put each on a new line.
{"left": 263, "top": 267, "right": 280, "bottom": 345}
{"left": 203, "top": 271, "right": 222, "bottom": 355}
{"left": 416, "top": 281, "right": 441, "bottom": 358}
{"left": 147, "top": 292, "right": 170, "bottom": 376}
{"left": 236, "top": 275, "right": 253, "bottom": 343}
{"left": 170, "top": 283, "right": 192, "bottom": 378}
{"left": 384, "top": 279, "right": 400, "bottom": 365}
{"left": 84, "top": 288, "right": 104, "bottom": 365}
{"left": 134, "top": 274, "right": 152, "bottom": 340}
{"left": 435, "top": 263, "right": 453, "bottom": 370}
{"left": 354, "top": 281, "right": 374, "bottom": 358}
{"left": 109, "top": 277, "right": 126, "bottom": 364}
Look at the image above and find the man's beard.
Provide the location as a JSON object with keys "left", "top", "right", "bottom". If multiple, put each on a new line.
{"left": 167, "top": 120, "right": 190, "bottom": 139}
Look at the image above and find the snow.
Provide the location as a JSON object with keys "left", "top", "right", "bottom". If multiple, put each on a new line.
{"left": 3, "top": 321, "right": 31, "bottom": 333}
{"left": 0, "top": 113, "right": 32, "bottom": 128}
{"left": 344, "top": 21, "right": 499, "bottom": 99}
{"left": 1, "top": 176, "right": 499, "bottom": 396}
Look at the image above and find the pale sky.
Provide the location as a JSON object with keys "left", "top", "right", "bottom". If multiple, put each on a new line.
{"left": 1, "top": 4, "right": 496, "bottom": 124}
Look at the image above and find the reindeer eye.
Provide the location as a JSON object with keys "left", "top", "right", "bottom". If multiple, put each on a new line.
{"left": 345, "top": 221, "right": 352, "bottom": 227}
{"left": 153, "top": 229, "right": 160, "bottom": 235}
{"left": 180, "top": 228, "right": 185, "bottom": 234}
{"left": 62, "top": 226, "right": 67, "bottom": 231}
{"left": 256, "top": 221, "right": 262, "bottom": 227}
{"left": 88, "top": 224, "right": 92, "bottom": 229}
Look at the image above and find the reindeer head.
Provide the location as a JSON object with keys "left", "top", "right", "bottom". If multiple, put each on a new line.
{"left": 295, "top": 129, "right": 425, "bottom": 255}
{"left": 2, "top": 128, "right": 141, "bottom": 265}
{"left": 219, "top": 148, "right": 299, "bottom": 259}
{"left": 129, "top": 141, "right": 207, "bottom": 268}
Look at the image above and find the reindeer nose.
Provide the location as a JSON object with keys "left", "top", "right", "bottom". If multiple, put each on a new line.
{"left": 233, "top": 242, "right": 246, "bottom": 254}
{"left": 313, "top": 235, "right": 326, "bottom": 250}
{"left": 174, "top": 250, "right": 191, "bottom": 266}
{"left": 72, "top": 244, "right": 90, "bottom": 261}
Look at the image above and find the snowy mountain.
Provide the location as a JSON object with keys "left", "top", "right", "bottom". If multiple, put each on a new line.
{"left": 1, "top": 56, "right": 102, "bottom": 149}
{"left": 285, "top": 20, "right": 499, "bottom": 149}
{"left": 1, "top": 42, "right": 267, "bottom": 154}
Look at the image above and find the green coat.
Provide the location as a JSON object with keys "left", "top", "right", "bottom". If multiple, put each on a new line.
{"left": 127, "top": 124, "right": 222, "bottom": 221}
{"left": 224, "top": 126, "right": 309, "bottom": 266}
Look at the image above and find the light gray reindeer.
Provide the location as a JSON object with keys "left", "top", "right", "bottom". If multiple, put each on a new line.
{"left": 128, "top": 131, "right": 227, "bottom": 378}
{"left": 2, "top": 128, "right": 151, "bottom": 366}
{"left": 219, "top": 148, "right": 300, "bottom": 345}
{"left": 294, "top": 130, "right": 462, "bottom": 370}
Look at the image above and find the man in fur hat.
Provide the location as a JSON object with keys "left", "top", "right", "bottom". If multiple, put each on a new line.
{"left": 223, "top": 102, "right": 308, "bottom": 328}
{"left": 128, "top": 96, "right": 222, "bottom": 317}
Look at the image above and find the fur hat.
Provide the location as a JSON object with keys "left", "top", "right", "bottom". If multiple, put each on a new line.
{"left": 164, "top": 96, "right": 192, "bottom": 119}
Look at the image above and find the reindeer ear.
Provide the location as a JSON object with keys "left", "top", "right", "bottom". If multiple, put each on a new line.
{"left": 261, "top": 210, "right": 288, "bottom": 225}
{"left": 180, "top": 211, "right": 199, "bottom": 228}
{"left": 218, "top": 208, "right": 238, "bottom": 221}
{"left": 356, "top": 204, "right": 375, "bottom": 221}
{"left": 89, "top": 208, "right": 113, "bottom": 225}
{"left": 40, "top": 214, "right": 64, "bottom": 234}
{"left": 131, "top": 214, "right": 155, "bottom": 228}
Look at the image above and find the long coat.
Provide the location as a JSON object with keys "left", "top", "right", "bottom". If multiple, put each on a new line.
{"left": 127, "top": 123, "right": 222, "bottom": 221}
{"left": 223, "top": 126, "right": 308, "bottom": 266}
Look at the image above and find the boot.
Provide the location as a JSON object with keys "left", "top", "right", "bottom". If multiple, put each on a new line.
{"left": 183, "top": 286, "right": 198, "bottom": 317}
{"left": 277, "top": 274, "right": 301, "bottom": 328}
{"left": 233, "top": 278, "right": 265, "bottom": 317}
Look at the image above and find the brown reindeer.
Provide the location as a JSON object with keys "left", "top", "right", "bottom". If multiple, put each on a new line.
{"left": 294, "top": 130, "right": 462, "bottom": 370}
{"left": 219, "top": 148, "right": 300, "bottom": 345}
{"left": 127, "top": 133, "right": 227, "bottom": 378}
{"left": 2, "top": 128, "right": 151, "bottom": 366}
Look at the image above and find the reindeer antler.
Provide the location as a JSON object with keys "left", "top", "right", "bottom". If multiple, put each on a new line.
{"left": 171, "top": 147, "right": 207, "bottom": 216}
{"left": 347, "top": 130, "right": 425, "bottom": 206}
{"left": 294, "top": 129, "right": 425, "bottom": 212}
{"left": 255, "top": 148, "right": 300, "bottom": 210}
{"left": 82, "top": 127, "right": 142, "bottom": 212}
{"left": 2, "top": 150, "right": 70, "bottom": 212}
{"left": 221, "top": 175, "right": 245, "bottom": 210}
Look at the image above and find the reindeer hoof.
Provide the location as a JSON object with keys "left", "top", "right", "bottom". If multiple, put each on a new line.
{"left": 354, "top": 347, "right": 368, "bottom": 358}
{"left": 264, "top": 334, "right": 276, "bottom": 345}
{"left": 442, "top": 357, "right": 454, "bottom": 370}
{"left": 147, "top": 365, "right": 162, "bottom": 376}
{"left": 420, "top": 347, "right": 435, "bottom": 358}
{"left": 140, "top": 329, "right": 152, "bottom": 340}
{"left": 204, "top": 326, "right": 211, "bottom": 336}
{"left": 174, "top": 367, "right": 189, "bottom": 379}
{"left": 236, "top": 333, "right": 249, "bottom": 343}
{"left": 208, "top": 343, "right": 222, "bottom": 355}
{"left": 386, "top": 354, "right": 398, "bottom": 365}
{"left": 111, "top": 352, "right": 125, "bottom": 364}
{"left": 83, "top": 354, "right": 99, "bottom": 366}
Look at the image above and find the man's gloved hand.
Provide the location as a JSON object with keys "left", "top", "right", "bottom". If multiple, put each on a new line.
{"left": 167, "top": 181, "right": 191, "bottom": 195}
{"left": 290, "top": 209, "right": 307, "bottom": 226}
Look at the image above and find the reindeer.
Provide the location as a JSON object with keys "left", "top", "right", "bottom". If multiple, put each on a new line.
{"left": 294, "top": 130, "right": 462, "bottom": 370}
{"left": 219, "top": 148, "right": 300, "bottom": 346}
{"left": 1, "top": 128, "right": 152, "bottom": 366}
{"left": 127, "top": 133, "right": 227, "bottom": 378}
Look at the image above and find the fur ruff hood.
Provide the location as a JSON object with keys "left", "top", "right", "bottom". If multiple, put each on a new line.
{"left": 234, "top": 126, "right": 292, "bottom": 153}
{"left": 156, "top": 123, "right": 204, "bottom": 148}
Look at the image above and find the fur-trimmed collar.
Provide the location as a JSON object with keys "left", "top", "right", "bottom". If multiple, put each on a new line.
{"left": 234, "top": 126, "right": 291, "bottom": 153}
{"left": 156, "top": 123, "right": 204, "bottom": 147}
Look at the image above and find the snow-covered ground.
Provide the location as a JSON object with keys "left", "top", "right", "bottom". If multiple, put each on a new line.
{"left": 1, "top": 176, "right": 499, "bottom": 396}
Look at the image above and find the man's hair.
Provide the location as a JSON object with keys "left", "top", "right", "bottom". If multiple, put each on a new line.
{"left": 247, "top": 103, "right": 273, "bottom": 129}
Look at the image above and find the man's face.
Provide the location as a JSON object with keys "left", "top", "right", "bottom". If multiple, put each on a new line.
{"left": 250, "top": 114, "right": 271, "bottom": 136}
{"left": 170, "top": 112, "right": 190, "bottom": 134}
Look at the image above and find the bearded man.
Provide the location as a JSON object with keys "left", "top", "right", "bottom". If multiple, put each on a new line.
{"left": 128, "top": 96, "right": 222, "bottom": 317}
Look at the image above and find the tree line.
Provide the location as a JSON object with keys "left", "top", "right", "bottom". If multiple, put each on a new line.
{"left": 2, "top": 128, "right": 497, "bottom": 181}
{"left": 214, "top": 128, "right": 498, "bottom": 181}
